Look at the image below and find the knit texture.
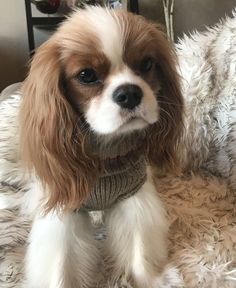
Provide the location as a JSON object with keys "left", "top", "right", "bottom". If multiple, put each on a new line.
{"left": 83, "top": 152, "right": 147, "bottom": 211}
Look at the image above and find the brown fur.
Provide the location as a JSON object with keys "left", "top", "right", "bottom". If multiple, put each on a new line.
{"left": 116, "top": 11, "right": 184, "bottom": 170}
{"left": 20, "top": 8, "right": 183, "bottom": 213}
{"left": 20, "top": 40, "right": 100, "bottom": 213}
{"left": 64, "top": 51, "right": 111, "bottom": 109}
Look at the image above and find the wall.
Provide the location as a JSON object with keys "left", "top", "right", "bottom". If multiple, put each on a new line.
{"left": 0, "top": 0, "right": 29, "bottom": 91}
{"left": 140, "top": 0, "right": 236, "bottom": 40}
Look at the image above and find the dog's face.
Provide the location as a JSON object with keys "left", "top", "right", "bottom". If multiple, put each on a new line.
{"left": 60, "top": 8, "right": 160, "bottom": 136}
{"left": 20, "top": 7, "right": 183, "bottom": 211}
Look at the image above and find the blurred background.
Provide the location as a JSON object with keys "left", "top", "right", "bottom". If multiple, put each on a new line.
{"left": 0, "top": 0, "right": 235, "bottom": 91}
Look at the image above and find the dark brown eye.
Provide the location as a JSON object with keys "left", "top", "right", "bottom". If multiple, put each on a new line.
{"left": 140, "top": 57, "right": 153, "bottom": 73}
{"left": 77, "top": 68, "right": 99, "bottom": 85}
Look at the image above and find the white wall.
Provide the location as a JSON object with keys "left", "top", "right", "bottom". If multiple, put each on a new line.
{"left": 0, "top": 0, "right": 29, "bottom": 91}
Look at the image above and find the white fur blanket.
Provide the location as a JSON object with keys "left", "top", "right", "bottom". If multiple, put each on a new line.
{"left": 1, "top": 13, "right": 236, "bottom": 288}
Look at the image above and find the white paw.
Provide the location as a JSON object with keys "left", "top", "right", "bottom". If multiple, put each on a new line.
{"left": 133, "top": 265, "right": 183, "bottom": 288}
{"left": 153, "top": 265, "right": 184, "bottom": 288}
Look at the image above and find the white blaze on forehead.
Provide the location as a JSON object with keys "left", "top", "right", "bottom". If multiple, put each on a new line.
{"left": 81, "top": 6, "right": 124, "bottom": 67}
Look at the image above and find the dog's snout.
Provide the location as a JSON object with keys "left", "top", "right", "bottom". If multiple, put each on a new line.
{"left": 113, "top": 84, "right": 143, "bottom": 110}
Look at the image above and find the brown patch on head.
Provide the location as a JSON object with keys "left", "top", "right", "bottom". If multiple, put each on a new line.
{"left": 114, "top": 11, "right": 184, "bottom": 170}
{"left": 55, "top": 16, "right": 112, "bottom": 109}
{"left": 62, "top": 51, "right": 111, "bottom": 110}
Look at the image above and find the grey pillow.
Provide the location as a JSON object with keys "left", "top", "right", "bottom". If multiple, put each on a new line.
{"left": 0, "top": 82, "right": 22, "bottom": 103}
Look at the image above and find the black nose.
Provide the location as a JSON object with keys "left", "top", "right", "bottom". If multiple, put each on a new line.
{"left": 112, "top": 84, "right": 143, "bottom": 110}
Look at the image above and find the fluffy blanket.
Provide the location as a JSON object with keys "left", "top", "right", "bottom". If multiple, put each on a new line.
{"left": 1, "top": 12, "right": 236, "bottom": 288}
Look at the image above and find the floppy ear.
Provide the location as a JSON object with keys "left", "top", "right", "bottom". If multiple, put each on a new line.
{"left": 20, "top": 39, "right": 98, "bottom": 213}
{"left": 146, "top": 27, "right": 184, "bottom": 171}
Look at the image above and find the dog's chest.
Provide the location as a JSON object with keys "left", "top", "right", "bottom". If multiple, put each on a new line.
{"left": 82, "top": 152, "right": 147, "bottom": 211}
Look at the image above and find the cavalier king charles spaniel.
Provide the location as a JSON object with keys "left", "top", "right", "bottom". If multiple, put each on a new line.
{"left": 20, "top": 6, "right": 183, "bottom": 288}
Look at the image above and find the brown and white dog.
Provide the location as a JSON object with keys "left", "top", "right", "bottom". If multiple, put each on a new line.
{"left": 20, "top": 6, "right": 183, "bottom": 288}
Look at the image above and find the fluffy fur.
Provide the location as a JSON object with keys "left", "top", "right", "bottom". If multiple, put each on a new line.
{"left": 177, "top": 11, "right": 236, "bottom": 184}
{"left": 19, "top": 6, "right": 183, "bottom": 288}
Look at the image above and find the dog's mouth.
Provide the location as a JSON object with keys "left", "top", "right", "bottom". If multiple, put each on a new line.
{"left": 117, "top": 116, "right": 148, "bottom": 134}
{"left": 117, "top": 107, "right": 159, "bottom": 135}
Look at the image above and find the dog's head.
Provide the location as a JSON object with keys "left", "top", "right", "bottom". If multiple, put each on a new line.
{"left": 20, "top": 6, "right": 183, "bottom": 211}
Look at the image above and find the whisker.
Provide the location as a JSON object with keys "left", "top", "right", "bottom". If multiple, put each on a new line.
{"left": 158, "top": 99, "right": 184, "bottom": 107}
{"left": 158, "top": 108, "right": 181, "bottom": 136}
{"left": 159, "top": 107, "right": 176, "bottom": 123}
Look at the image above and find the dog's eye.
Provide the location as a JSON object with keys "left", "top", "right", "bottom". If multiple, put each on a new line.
{"left": 77, "top": 68, "right": 99, "bottom": 84}
{"left": 140, "top": 57, "right": 153, "bottom": 73}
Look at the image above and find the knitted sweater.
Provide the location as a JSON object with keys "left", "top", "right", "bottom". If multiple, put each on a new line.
{"left": 82, "top": 137, "right": 147, "bottom": 211}
{"left": 83, "top": 151, "right": 146, "bottom": 211}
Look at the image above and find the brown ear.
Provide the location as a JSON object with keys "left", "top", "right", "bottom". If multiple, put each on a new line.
{"left": 20, "top": 40, "right": 98, "bottom": 212}
{"left": 146, "top": 27, "right": 184, "bottom": 171}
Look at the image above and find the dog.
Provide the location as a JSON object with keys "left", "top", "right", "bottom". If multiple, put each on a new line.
{"left": 19, "top": 6, "right": 183, "bottom": 288}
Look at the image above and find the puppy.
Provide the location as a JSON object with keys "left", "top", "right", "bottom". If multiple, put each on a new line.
{"left": 20, "top": 6, "right": 183, "bottom": 288}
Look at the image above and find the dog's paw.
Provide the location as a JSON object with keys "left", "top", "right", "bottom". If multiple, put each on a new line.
{"left": 152, "top": 265, "right": 184, "bottom": 288}
{"left": 133, "top": 265, "right": 184, "bottom": 288}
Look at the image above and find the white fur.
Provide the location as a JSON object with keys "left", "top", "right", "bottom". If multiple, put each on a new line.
{"left": 105, "top": 170, "right": 168, "bottom": 287}
{"left": 86, "top": 67, "right": 159, "bottom": 135}
{"left": 80, "top": 6, "right": 123, "bottom": 67}
{"left": 23, "top": 169, "right": 168, "bottom": 288}
{"left": 25, "top": 208, "right": 100, "bottom": 288}
{"left": 60, "top": 6, "right": 124, "bottom": 67}
{"left": 176, "top": 11, "right": 236, "bottom": 180}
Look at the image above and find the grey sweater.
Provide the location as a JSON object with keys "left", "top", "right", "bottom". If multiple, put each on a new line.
{"left": 83, "top": 150, "right": 147, "bottom": 211}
